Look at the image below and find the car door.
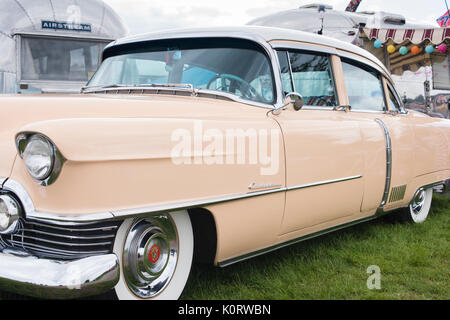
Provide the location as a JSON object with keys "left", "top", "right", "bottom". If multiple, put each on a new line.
{"left": 340, "top": 58, "right": 415, "bottom": 210}
{"left": 273, "top": 50, "right": 365, "bottom": 235}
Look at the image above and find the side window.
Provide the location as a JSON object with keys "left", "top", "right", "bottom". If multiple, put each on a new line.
{"left": 387, "top": 84, "right": 404, "bottom": 112}
{"left": 288, "top": 51, "right": 337, "bottom": 107}
{"left": 342, "top": 61, "right": 386, "bottom": 111}
{"left": 277, "top": 51, "right": 294, "bottom": 95}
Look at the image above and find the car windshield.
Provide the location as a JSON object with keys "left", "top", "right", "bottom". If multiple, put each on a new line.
{"left": 87, "top": 38, "right": 275, "bottom": 104}
{"left": 21, "top": 37, "right": 109, "bottom": 82}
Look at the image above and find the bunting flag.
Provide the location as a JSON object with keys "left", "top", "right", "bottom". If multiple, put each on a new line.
{"left": 364, "top": 27, "right": 450, "bottom": 44}
{"left": 437, "top": 10, "right": 450, "bottom": 27}
{"left": 345, "top": 0, "right": 362, "bottom": 12}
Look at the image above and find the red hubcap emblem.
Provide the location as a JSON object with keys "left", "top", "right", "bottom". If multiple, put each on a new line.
{"left": 149, "top": 244, "right": 160, "bottom": 263}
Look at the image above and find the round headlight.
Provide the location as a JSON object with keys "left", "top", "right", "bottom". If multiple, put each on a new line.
{"left": 0, "top": 194, "right": 21, "bottom": 234}
{"left": 23, "top": 135, "right": 55, "bottom": 181}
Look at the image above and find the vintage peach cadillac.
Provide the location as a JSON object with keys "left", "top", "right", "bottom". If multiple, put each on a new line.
{"left": 0, "top": 26, "right": 449, "bottom": 300}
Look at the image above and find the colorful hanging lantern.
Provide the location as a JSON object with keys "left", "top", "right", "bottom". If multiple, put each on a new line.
{"left": 387, "top": 45, "right": 396, "bottom": 54}
{"left": 425, "top": 45, "right": 435, "bottom": 54}
{"left": 399, "top": 46, "right": 408, "bottom": 55}
{"left": 437, "top": 44, "right": 447, "bottom": 53}
{"left": 374, "top": 40, "right": 382, "bottom": 48}
{"left": 411, "top": 46, "right": 420, "bottom": 55}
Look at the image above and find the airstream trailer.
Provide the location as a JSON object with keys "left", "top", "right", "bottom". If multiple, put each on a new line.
{"left": 247, "top": 3, "right": 435, "bottom": 44}
{"left": 0, "top": 0, "right": 127, "bottom": 94}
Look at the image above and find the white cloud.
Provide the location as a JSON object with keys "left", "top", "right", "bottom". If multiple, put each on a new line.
{"left": 103, "top": 0, "right": 443, "bottom": 35}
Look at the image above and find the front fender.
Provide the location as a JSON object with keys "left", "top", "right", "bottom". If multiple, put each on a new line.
{"left": 11, "top": 116, "right": 285, "bottom": 216}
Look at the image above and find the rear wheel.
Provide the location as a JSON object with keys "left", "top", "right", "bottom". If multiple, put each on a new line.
{"left": 398, "top": 188, "right": 433, "bottom": 223}
{"left": 113, "top": 210, "right": 193, "bottom": 300}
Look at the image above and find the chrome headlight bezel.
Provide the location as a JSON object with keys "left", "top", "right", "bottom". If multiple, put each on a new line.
{"left": 0, "top": 193, "right": 22, "bottom": 234}
{"left": 16, "top": 132, "right": 65, "bottom": 186}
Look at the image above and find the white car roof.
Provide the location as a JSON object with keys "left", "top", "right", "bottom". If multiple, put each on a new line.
{"left": 106, "top": 25, "right": 389, "bottom": 75}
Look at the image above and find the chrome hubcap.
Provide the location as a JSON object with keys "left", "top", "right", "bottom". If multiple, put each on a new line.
{"left": 411, "top": 189, "right": 425, "bottom": 215}
{"left": 123, "top": 215, "right": 178, "bottom": 298}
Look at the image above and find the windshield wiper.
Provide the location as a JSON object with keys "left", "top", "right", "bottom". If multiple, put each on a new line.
{"left": 80, "top": 84, "right": 128, "bottom": 93}
{"left": 81, "top": 83, "right": 196, "bottom": 94}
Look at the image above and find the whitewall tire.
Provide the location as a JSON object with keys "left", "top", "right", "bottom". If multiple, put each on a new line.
{"left": 399, "top": 188, "right": 433, "bottom": 223}
{"left": 113, "top": 210, "right": 193, "bottom": 300}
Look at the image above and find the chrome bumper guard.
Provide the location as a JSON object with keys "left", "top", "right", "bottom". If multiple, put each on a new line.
{"left": 0, "top": 248, "right": 119, "bottom": 299}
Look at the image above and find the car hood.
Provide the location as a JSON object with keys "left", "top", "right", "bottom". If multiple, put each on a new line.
{"left": 0, "top": 93, "right": 264, "bottom": 176}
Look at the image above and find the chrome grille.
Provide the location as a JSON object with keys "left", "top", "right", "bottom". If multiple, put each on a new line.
{"left": 0, "top": 218, "right": 122, "bottom": 260}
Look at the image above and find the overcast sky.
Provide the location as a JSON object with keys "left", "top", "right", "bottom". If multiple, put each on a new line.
{"left": 103, "top": 0, "right": 447, "bottom": 35}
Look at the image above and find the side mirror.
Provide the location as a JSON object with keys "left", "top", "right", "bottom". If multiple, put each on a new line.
{"left": 284, "top": 92, "right": 304, "bottom": 111}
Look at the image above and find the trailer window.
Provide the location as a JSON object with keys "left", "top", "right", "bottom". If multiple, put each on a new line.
{"left": 21, "top": 37, "right": 109, "bottom": 82}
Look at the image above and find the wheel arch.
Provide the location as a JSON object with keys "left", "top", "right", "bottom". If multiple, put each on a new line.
{"left": 188, "top": 207, "right": 218, "bottom": 265}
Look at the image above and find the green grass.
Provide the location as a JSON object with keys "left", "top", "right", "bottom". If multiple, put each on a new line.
{"left": 0, "top": 195, "right": 448, "bottom": 300}
{"left": 181, "top": 194, "right": 450, "bottom": 300}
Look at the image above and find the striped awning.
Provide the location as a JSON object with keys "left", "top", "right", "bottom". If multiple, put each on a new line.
{"left": 363, "top": 27, "right": 450, "bottom": 45}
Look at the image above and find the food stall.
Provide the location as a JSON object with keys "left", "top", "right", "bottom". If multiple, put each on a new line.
{"left": 0, "top": 0, "right": 128, "bottom": 94}
{"left": 362, "top": 27, "right": 450, "bottom": 118}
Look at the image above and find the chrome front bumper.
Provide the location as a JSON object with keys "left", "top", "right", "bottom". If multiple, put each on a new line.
{"left": 0, "top": 248, "right": 119, "bottom": 299}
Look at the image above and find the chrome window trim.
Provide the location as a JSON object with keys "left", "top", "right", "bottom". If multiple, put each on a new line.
{"left": 386, "top": 81, "right": 408, "bottom": 114}
{"left": 103, "top": 27, "right": 392, "bottom": 112}
{"left": 269, "top": 41, "right": 389, "bottom": 79}
{"left": 83, "top": 87, "right": 275, "bottom": 110}
{"left": 302, "top": 106, "right": 335, "bottom": 111}
{"left": 102, "top": 33, "right": 284, "bottom": 110}
{"left": 271, "top": 43, "right": 394, "bottom": 113}
{"left": 270, "top": 41, "right": 339, "bottom": 56}
{"left": 341, "top": 58, "right": 389, "bottom": 113}
{"left": 349, "top": 109, "right": 386, "bottom": 114}
{"left": 274, "top": 48, "right": 339, "bottom": 109}
{"left": 335, "top": 51, "right": 391, "bottom": 80}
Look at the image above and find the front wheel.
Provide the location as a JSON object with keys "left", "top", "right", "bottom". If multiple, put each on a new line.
{"left": 113, "top": 211, "right": 193, "bottom": 300}
{"left": 398, "top": 188, "right": 433, "bottom": 223}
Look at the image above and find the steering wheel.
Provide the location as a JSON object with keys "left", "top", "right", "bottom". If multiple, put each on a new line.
{"left": 207, "top": 74, "right": 263, "bottom": 102}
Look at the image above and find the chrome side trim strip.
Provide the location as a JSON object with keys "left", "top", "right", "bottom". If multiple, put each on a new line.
{"left": 375, "top": 118, "right": 392, "bottom": 206}
{"left": 218, "top": 214, "right": 377, "bottom": 267}
{"left": 27, "top": 211, "right": 116, "bottom": 223}
{"left": 285, "top": 175, "right": 362, "bottom": 191}
{"left": 112, "top": 175, "right": 363, "bottom": 218}
{"left": 111, "top": 187, "right": 286, "bottom": 218}
{"left": 1, "top": 178, "right": 115, "bottom": 223}
{"left": 220, "top": 178, "right": 448, "bottom": 267}
{"left": 2, "top": 176, "right": 362, "bottom": 223}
